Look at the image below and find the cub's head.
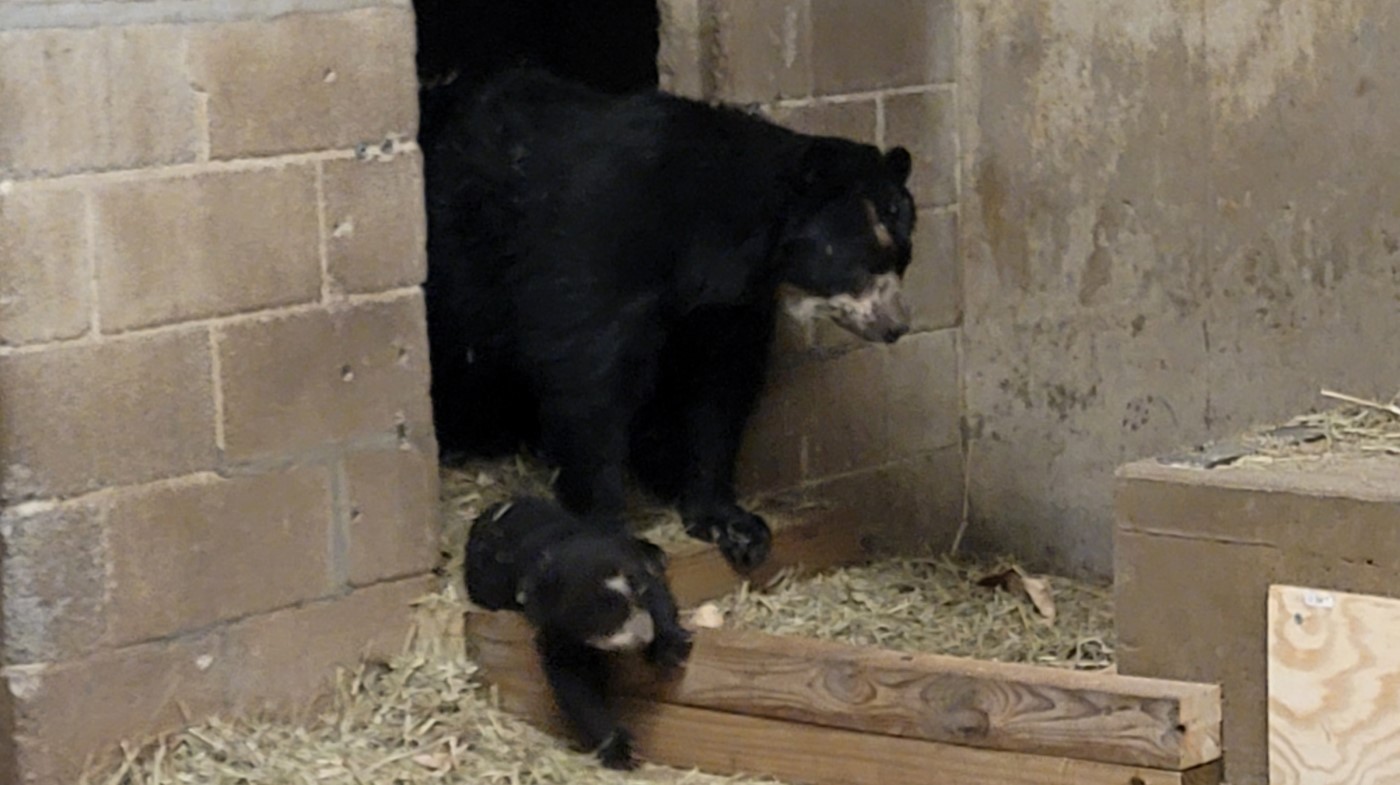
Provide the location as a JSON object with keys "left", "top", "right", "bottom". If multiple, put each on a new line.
{"left": 778, "top": 138, "right": 917, "bottom": 344}
{"left": 519, "top": 531, "right": 671, "bottom": 652}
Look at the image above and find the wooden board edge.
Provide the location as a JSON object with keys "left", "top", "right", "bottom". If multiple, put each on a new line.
{"left": 487, "top": 669, "right": 1221, "bottom": 785}
{"left": 662, "top": 499, "right": 880, "bottom": 609}
{"left": 466, "top": 609, "right": 1223, "bottom": 770}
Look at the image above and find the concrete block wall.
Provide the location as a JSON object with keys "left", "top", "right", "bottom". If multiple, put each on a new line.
{"left": 0, "top": 2, "right": 437, "bottom": 782}
{"left": 662, "top": 0, "right": 965, "bottom": 552}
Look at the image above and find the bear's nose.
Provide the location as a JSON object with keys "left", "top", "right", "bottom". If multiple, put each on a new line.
{"left": 882, "top": 323, "right": 910, "bottom": 343}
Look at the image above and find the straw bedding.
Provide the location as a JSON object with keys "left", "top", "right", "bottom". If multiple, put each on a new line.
{"left": 702, "top": 554, "right": 1115, "bottom": 671}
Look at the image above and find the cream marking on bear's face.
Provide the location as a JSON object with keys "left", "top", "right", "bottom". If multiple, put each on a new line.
{"left": 781, "top": 272, "right": 910, "bottom": 342}
{"left": 863, "top": 199, "right": 895, "bottom": 250}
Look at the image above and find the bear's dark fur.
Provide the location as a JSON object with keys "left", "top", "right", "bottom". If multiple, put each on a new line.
{"left": 465, "top": 496, "right": 692, "bottom": 769}
{"left": 425, "top": 67, "right": 918, "bottom": 571}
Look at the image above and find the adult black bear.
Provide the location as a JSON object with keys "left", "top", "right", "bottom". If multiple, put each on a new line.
{"left": 425, "top": 68, "right": 918, "bottom": 571}
{"left": 465, "top": 496, "right": 692, "bottom": 769}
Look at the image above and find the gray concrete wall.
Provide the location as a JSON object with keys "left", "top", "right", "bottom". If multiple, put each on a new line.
{"left": 958, "top": 0, "right": 1400, "bottom": 578}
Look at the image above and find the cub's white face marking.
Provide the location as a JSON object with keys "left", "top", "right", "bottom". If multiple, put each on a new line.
{"left": 782, "top": 272, "right": 910, "bottom": 343}
{"left": 604, "top": 574, "right": 631, "bottom": 597}
{"left": 587, "top": 573, "right": 655, "bottom": 651}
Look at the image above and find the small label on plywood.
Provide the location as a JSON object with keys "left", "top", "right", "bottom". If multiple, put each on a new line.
{"left": 1301, "top": 590, "right": 1335, "bottom": 610}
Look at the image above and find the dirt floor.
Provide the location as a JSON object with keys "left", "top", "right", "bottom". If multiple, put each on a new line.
{"left": 88, "top": 457, "right": 1116, "bottom": 785}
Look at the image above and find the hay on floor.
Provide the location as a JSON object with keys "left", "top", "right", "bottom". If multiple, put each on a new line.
{"left": 86, "top": 582, "right": 783, "bottom": 785}
{"left": 698, "top": 554, "right": 1116, "bottom": 671}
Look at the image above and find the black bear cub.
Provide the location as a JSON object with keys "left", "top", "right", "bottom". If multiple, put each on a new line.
{"left": 465, "top": 496, "right": 693, "bottom": 769}
{"left": 426, "top": 67, "right": 919, "bottom": 573}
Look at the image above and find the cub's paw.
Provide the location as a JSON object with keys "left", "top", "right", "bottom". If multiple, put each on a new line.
{"left": 646, "top": 626, "right": 694, "bottom": 669}
{"left": 596, "top": 729, "right": 638, "bottom": 770}
{"left": 634, "top": 538, "right": 670, "bottom": 576}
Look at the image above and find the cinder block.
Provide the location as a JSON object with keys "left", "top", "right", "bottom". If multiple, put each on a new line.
{"left": 703, "top": 0, "right": 812, "bottom": 103}
{"left": 808, "top": 444, "right": 963, "bottom": 553}
{"left": 0, "top": 24, "right": 198, "bottom": 178}
{"left": 3, "top": 629, "right": 226, "bottom": 785}
{"left": 810, "top": 0, "right": 955, "bottom": 94}
{"left": 2, "top": 575, "right": 430, "bottom": 785}
{"left": 735, "top": 366, "right": 807, "bottom": 497}
{"left": 657, "top": 0, "right": 705, "bottom": 98}
{"left": 883, "top": 89, "right": 958, "bottom": 207}
{"left": 93, "top": 166, "right": 321, "bottom": 332}
{"left": 0, "top": 330, "right": 217, "bottom": 502}
{"left": 220, "top": 574, "right": 435, "bottom": 716}
{"left": 186, "top": 7, "right": 419, "bottom": 158}
{"left": 0, "top": 188, "right": 90, "bottom": 346}
{"left": 885, "top": 327, "right": 959, "bottom": 457}
{"left": 105, "top": 469, "right": 336, "bottom": 646}
{"left": 792, "top": 346, "right": 887, "bottom": 478}
{"left": 1, "top": 502, "right": 107, "bottom": 665}
{"left": 1115, "top": 455, "right": 1400, "bottom": 785}
{"left": 790, "top": 329, "right": 960, "bottom": 480}
{"left": 323, "top": 151, "right": 427, "bottom": 294}
{"left": 764, "top": 99, "right": 878, "bottom": 145}
{"left": 904, "top": 207, "right": 960, "bottom": 331}
{"left": 343, "top": 447, "right": 440, "bottom": 586}
{"left": 218, "top": 293, "right": 433, "bottom": 460}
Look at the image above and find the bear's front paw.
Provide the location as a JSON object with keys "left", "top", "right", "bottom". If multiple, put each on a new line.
{"left": 646, "top": 626, "right": 694, "bottom": 669}
{"left": 596, "top": 728, "right": 638, "bottom": 770}
{"left": 718, "top": 511, "right": 772, "bottom": 571}
{"left": 683, "top": 508, "right": 774, "bottom": 571}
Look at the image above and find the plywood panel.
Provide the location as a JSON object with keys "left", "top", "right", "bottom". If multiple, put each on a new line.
{"left": 1269, "top": 585, "right": 1400, "bottom": 784}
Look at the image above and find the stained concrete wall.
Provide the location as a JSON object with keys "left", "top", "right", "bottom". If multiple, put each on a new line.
{"left": 959, "top": 0, "right": 1400, "bottom": 578}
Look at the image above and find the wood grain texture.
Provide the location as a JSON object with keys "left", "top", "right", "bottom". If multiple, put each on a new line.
{"left": 487, "top": 662, "right": 1223, "bottom": 785}
{"left": 468, "top": 610, "right": 1222, "bottom": 769}
{"left": 1269, "top": 585, "right": 1400, "bottom": 785}
{"left": 661, "top": 500, "right": 880, "bottom": 609}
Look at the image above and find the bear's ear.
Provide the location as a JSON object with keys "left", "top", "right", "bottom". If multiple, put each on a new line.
{"left": 517, "top": 550, "right": 557, "bottom": 614}
{"left": 884, "top": 147, "right": 913, "bottom": 183}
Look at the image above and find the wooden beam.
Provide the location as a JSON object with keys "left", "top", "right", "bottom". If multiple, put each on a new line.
{"left": 659, "top": 499, "right": 880, "bottom": 609}
{"left": 468, "top": 610, "right": 1222, "bottom": 770}
{"left": 1269, "top": 585, "right": 1400, "bottom": 785}
{"left": 486, "top": 662, "right": 1223, "bottom": 785}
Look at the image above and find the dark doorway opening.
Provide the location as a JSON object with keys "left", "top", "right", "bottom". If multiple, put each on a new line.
{"left": 413, "top": 0, "right": 662, "bottom": 140}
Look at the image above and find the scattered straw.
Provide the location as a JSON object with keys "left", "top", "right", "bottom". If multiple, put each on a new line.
{"left": 1237, "top": 387, "right": 1400, "bottom": 464}
{"left": 709, "top": 554, "right": 1116, "bottom": 671}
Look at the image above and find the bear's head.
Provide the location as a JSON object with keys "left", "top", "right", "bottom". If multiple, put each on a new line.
{"left": 778, "top": 138, "right": 917, "bottom": 344}
{"left": 519, "top": 531, "right": 671, "bottom": 652}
